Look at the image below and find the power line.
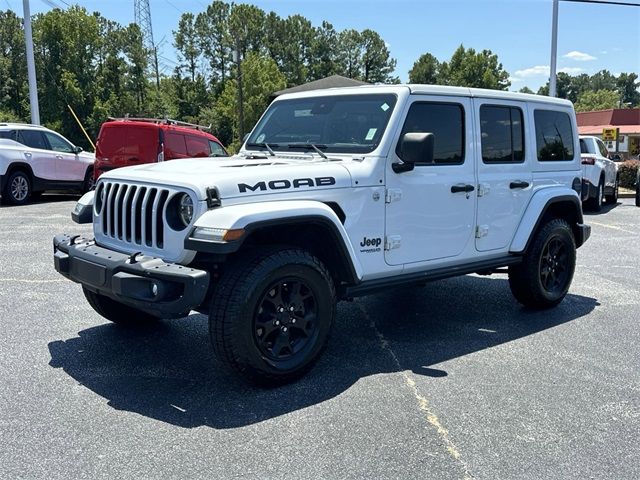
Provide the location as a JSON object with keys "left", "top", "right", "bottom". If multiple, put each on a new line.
{"left": 562, "top": 0, "right": 640, "bottom": 6}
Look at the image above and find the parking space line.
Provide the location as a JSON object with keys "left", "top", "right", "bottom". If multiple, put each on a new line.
{"left": 588, "top": 221, "right": 637, "bottom": 235}
{"left": 1, "top": 278, "right": 61, "bottom": 283}
{"left": 356, "top": 301, "right": 474, "bottom": 480}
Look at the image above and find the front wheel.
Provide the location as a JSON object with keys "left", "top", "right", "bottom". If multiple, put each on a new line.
{"left": 508, "top": 219, "right": 576, "bottom": 309}
{"left": 83, "top": 287, "right": 159, "bottom": 325}
{"left": 209, "top": 248, "right": 336, "bottom": 385}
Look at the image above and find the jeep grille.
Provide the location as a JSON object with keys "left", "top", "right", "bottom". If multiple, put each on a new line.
{"left": 95, "top": 181, "right": 170, "bottom": 249}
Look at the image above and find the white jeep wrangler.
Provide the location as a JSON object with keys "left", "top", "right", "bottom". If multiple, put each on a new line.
{"left": 54, "top": 85, "right": 590, "bottom": 384}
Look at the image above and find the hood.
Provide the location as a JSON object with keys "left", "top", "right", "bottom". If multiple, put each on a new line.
{"left": 100, "top": 154, "right": 353, "bottom": 200}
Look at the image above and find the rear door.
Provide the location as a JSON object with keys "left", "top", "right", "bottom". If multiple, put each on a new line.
{"left": 474, "top": 98, "right": 533, "bottom": 252}
{"left": 15, "top": 130, "right": 55, "bottom": 180}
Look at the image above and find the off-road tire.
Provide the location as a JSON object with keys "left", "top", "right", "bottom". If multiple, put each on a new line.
{"left": 605, "top": 176, "right": 618, "bottom": 204}
{"left": 83, "top": 287, "right": 159, "bottom": 325}
{"left": 508, "top": 218, "right": 576, "bottom": 309}
{"left": 83, "top": 167, "right": 95, "bottom": 193}
{"left": 586, "top": 178, "right": 604, "bottom": 212}
{"left": 3, "top": 170, "right": 31, "bottom": 205}
{"left": 209, "top": 248, "right": 336, "bottom": 386}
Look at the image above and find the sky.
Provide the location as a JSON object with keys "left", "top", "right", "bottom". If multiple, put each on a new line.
{"left": 15, "top": 0, "right": 640, "bottom": 92}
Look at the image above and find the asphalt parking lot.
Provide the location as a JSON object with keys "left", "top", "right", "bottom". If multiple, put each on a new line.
{"left": 1, "top": 195, "right": 639, "bottom": 480}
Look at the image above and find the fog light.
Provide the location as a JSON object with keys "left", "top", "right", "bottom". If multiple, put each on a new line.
{"left": 151, "top": 282, "right": 159, "bottom": 297}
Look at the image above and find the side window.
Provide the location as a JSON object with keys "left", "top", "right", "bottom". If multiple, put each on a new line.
{"left": 480, "top": 105, "right": 525, "bottom": 163}
{"left": 17, "top": 130, "right": 49, "bottom": 150}
{"left": 165, "top": 133, "right": 188, "bottom": 158}
{"left": 209, "top": 140, "right": 227, "bottom": 157}
{"left": 396, "top": 102, "right": 464, "bottom": 165}
{"left": 0, "top": 130, "right": 16, "bottom": 140}
{"left": 43, "top": 132, "right": 74, "bottom": 153}
{"left": 596, "top": 139, "right": 609, "bottom": 158}
{"left": 185, "top": 136, "right": 209, "bottom": 157}
{"left": 534, "top": 110, "right": 575, "bottom": 161}
{"left": 579, "top": 139, "right": 590, "bottom": 154}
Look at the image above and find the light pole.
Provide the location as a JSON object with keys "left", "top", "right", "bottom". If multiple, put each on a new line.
{"left": 232, "top": 42, "right": 244, "bottom": 144}
{"left": 22, "top": 0, "right": 40, "bottom": 124}
{"left": 549, "top": 0, "right": 559, "bottom": 97}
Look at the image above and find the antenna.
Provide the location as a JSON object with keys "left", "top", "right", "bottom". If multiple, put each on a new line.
{"left": 134, "top": 0, "right": 160, "bottom": 89}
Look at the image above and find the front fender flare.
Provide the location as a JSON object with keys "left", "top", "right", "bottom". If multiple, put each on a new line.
{"left": 185, "top": 200, "right": 363, "bottom": 281}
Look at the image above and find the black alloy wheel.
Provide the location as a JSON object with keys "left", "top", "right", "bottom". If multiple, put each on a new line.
{"left": 539, "top": 236, "right": 570, "bottom": 294}
{"left": 254, "top": 279, "right": 319, "bottom": 362}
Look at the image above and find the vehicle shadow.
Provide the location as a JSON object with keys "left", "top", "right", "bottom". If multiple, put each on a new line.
{"left": 583, "top": 201, "right": 619, "bottom": 216}
{"left": 0, "top": 193, "right": 80, "bottom": 208}
{"left": 48, "top": 275, "right": 598, "bottom": 430}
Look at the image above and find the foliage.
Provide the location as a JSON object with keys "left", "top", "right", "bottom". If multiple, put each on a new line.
{"left": 518, "top": 86, "right": 534, "bottom": 94}
{"left": 617, "top": 160, "right": 639, "bottom": 190}
{"left": 574, "top": 89, "right": 620, "bottom": 112}
{"left": 408, "top": 45, "right": 510, "bottom": 90}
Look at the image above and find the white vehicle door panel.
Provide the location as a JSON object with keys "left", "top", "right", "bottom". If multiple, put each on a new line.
{"left": 43, "top": 132, "right": 84, "bottom": 181}
{"left": 385, "top": 95, "right": 476, "bottom": 266}
{"left": 16, "top": 130, "right": 56, "bottom": 180}
{"left": 474, "top": 99, "right": 533, "bottom": 252}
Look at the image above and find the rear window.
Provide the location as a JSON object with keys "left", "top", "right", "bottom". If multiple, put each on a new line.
{"left": 166, "top": 133, "right": 188, "bottom": 158}
{"left": 534, "top": 110, "right": 575, "bottom": 161}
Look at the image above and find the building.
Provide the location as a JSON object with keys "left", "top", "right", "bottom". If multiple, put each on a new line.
{"left": 576, "top": 108, "right": 640, "bottom": 159}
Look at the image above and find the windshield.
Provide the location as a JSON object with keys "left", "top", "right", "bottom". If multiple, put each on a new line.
{"left": 246, "top": 94, "right": 397, "bottom": 154}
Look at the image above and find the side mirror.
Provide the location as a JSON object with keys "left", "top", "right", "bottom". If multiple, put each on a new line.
{"left": 73, "top": 146, "right": 83, "bottom": 154}
{"left": 393, "top": 132, "right": 434, "bottom": 173}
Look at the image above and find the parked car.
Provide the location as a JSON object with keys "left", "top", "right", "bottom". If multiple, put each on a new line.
{"left": 94, "top": 117, "right": 228, "bottom": 180}
{"left": 55, "top": 85, "right": 591, "bottom": 384}
{"left": 579, "top": 135, "right": 618, "bottom": 211}
{"left": 0, "top": 123, "right": 94, "bottom": 205}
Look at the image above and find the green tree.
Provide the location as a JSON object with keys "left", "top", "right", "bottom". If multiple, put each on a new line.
{"left": 212, "top": 52, "right": 286, "bottom": 149}
{"left": 360, "top": 29, "right": 398, "bottom": 83}
{"left": 408, "top": 53, "right": 440, "bottom": 84}
{"left": 195, "top": 1, "right": 231, "bottom": 88}
{"left": 439, "top": 45, "right": 510, "bottom": 90}
{"left": 518, "top": 86, "right": 534, "bottom": 94}
{"left": 308, "top": 21, "right": 339, "bottom": 80}
{"left": 174, "top": 13, "right": 200, "bottom": 82}
{"left": 227, "top": 3, "right": 265, "bottom": 57}
{"left": 0, "top": 10, "right": 28, "bottom": 120}
{"left": 574, "top": 89, "right": 620, "bottom": 112}
{"left": 336, "top": 29, "right": 362, "bottom": 80}
{"left": 616, "top": 73, "right": 640, "bottom": 107}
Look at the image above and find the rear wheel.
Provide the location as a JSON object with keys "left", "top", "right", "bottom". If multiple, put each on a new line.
{"left": 209, "top": 248, "right": 335, "bottom": 385}
{"left": 83, "top": 287, "right": 158, "bottom": 325}
{"left": 3, "top": 170, "right": 32, "bottom": 205}
{"left": 586, "top": 178, "right": 604, "bottom": 212}
{"left": 605, "top": 176, "right": 618, "bottom": 204}
{"left": 509, "top": 219, "right": 576, "bottom": 309}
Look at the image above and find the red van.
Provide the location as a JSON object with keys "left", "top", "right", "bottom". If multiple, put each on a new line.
{"left": 94, "top": 117, "right": 228, "bottom": 180}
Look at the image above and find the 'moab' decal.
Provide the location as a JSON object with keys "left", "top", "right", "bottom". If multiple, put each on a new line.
{"left": 238, "top": 177, "right": 336, "bottom": 193}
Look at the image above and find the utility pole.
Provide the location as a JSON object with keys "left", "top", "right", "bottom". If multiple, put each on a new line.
{"left": 22, "top": 0, "right": 40, "bottom": 124}
{"left": 549, "top": 0, "right": 559, "bottom": 97}
{"left": 233, "top": 43, "right": 245, "bottom": 144}
{"left": 134, "top": 0, "right": 160, "bottom": 89}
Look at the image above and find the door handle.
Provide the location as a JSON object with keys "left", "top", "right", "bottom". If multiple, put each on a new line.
{"left": 509, "top": 180, "right": 530, "bottom": 189}
{"left": 55, "top": 155, "right": 63, "bottom": 159}
{"left": 451, "top": 184, "right": 475, "bottom": 194}
{"left": 128, "top": 157, "right": 140, "bottom": 162}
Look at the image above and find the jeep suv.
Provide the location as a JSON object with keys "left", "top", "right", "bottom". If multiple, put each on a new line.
{"left": 0, "top": 123, "right": 94, "bottom": 205}
{"left": 94, "top": 117, "right": 227, "bottom": 180}
{"left": 53, "top": 85, "right": 590, "bottom": 384}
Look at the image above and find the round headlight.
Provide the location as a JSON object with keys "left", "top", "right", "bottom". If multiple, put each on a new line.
{"left": 178, "top": 194, "right": 194, "bottom": 227}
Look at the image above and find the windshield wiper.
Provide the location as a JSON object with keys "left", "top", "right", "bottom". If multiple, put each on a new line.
{"left": 246, "top": 142, "right": 277, "bottom": 156}
{"left": 288, "top": 143, "right": 328, "bottom": 159}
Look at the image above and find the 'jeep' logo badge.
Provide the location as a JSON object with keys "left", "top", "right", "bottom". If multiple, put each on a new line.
{"left": 359, "top": 236, "right": 382, "bottom": 253}
{"left": 238, "top": 177, "right": 336, "bottom": 193}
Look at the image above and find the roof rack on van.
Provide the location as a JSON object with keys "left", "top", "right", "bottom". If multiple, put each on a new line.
{"left": 107, "top": 115, "right": 212, "bottom": 131}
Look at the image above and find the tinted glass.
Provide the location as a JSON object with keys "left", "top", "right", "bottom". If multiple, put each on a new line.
{"left": 247, "top": 94, "right": 397, "bottom": 154}
{"left": 185, "top": 136, "right": 209, "bottom": 157}
{"left": 44, "top": 132, "right": 74, "bottom": 153}
{"left": 579, "top": 139, "right": 590, "bottom": 154}
{"left": 209, "top": 140, "right": 227, "bottom": 157}
{"left": 480, "top": 106, "right": 525, "bottom": 163}
{"left": 166, "top": 133, "right": 188, "bottom": 158}
{"left": 597, "top": 140, "right": 609, "bottom": 158}
{"left": 0, "top": 130, "right": 16, "bottom": 140}
{"left": 534, "top": 110, "right": 575, "bottom": 161}
{"left": 396, "top": 102, "right": 464, "bottom": 164}
{"left": 17, "top": 130, "right": 48, "bottom": 150}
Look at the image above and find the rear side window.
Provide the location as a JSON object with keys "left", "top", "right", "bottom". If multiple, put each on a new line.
{"left": 166, "top": 133, "right": 188, "bottom": 158}
{"left": 209, "top": 140, "right": 227, "bottom": 157}
{"left": 534, "top": 110, "right": 575, "bottom": 161}
{"left": 185, "top": 136, "right": 209, "bottom": 157}
{"left": 17, "top": 130, "right": 48, "bottom": 150}
{"left": 480, "top": 105, "right": 525, "bottom": 163}
{"left": 0, "top": 130, "right": 16, "bottom": 140}
{"left": 579, "top": 139, "right": 590, "bottom": 154}
{"left": 396, "top": 102, "right": 465, "bottom": 165}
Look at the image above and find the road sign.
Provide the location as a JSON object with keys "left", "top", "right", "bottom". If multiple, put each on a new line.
{"left": 602, "top": 128, "right": 618, "bottom": 141}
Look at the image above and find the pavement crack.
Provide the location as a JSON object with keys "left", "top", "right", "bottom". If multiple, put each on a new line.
{"left": 356, "top": 301, "right": 474, "bottom": 480}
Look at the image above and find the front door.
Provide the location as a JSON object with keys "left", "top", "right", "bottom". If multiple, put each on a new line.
{"left": 474, "top": 99, "right": 533, "bottom": 252}
{"left": 385, "top": 96, "right": 476, "bottom": 266}
{"left": 43, "top": 131, "right": 85, "bottom": 181}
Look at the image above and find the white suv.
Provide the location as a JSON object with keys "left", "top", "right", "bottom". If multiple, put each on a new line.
{"left": 579, "top": 135, "right": 618, "bottom": 211}
{"left": 53, "top": 85, "right": 591, "bottom": 384}
{"left": 0, "top": 123, "right": 95, "bottom": 205}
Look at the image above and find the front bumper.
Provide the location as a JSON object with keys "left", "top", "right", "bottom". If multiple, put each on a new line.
{"left": 53, "top": 234, "right": 210, "bottom": 318}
